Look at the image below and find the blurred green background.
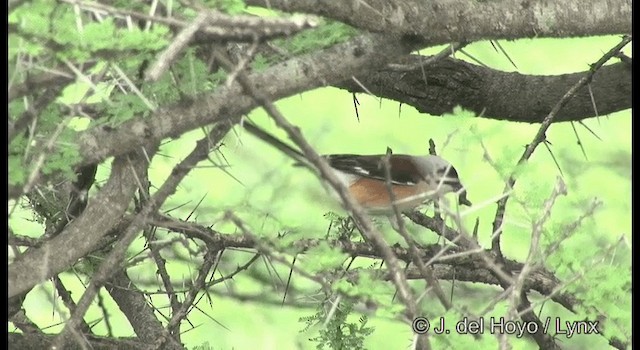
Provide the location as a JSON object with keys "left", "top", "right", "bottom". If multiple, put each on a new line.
{"left": 10, "top": 35, "right": 631, "bottom": 349}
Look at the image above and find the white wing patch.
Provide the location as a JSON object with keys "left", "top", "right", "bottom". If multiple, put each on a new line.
{"left": 351, "top": 166, "right": 370, "bottom": 176}
{"left": 350, "top": 166, "right": 418, "bottom": 185}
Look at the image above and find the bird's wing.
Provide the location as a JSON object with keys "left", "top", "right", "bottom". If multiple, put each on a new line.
{"left": 326, "top": 154, "right": 423, "bottom": 186}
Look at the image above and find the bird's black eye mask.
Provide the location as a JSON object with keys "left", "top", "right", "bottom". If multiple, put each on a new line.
{"left": 436, "top": 166, "right": 462, "bottom": 189}
{"left": 437, "top": 165, "right": 472, "bottom": 206}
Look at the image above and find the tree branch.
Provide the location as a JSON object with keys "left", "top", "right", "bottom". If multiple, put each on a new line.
{"left": 150, "top": 215, "right": 573, "bottom": 316}
{"left": 337, "top": 57, "right": 631, "bottom": 123}
{"left": 8, "top": 148, "right": 154, "bottom": 298}
{"left": 105, "top": 270, "right": 184, "bottom": 350}
{"left": 53, "top": 121, "right": 231, "bottom": 348}
{"left": 247, "top": 0, "right": 630, "bottom": 43}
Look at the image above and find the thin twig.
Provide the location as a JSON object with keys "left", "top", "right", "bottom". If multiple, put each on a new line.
{"left": 508, "top": 177, "right": 567, "bottom": 326}
{"left": 491, "top": 35, "right": 631, "bottom": 259}
{"left": 60, "top": 0, "right": 316, "bottom": 42}
{"left": 381, "top": 149, "right": 451, "bottom": 312}
{"left": 387, "top": 42, "right": 468, "bottom": 72}
{"left": 150, "top": 247, "right": 219, "bottom": 349}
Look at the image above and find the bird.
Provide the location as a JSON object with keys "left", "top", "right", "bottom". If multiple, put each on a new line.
{"left": 241, "top": 121, "right": 472, "bottom": 220}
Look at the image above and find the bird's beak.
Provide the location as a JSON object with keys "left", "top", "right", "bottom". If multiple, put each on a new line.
{"left": 444, "top": 179, "right": 472, "bottom": 206}
{"left": 458, "top": 189, "right": 472, "bottom": 206}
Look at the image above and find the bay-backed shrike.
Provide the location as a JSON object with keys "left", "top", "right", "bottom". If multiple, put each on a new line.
{"left": 242, "top": 121, "right": 471, "bottom": 217}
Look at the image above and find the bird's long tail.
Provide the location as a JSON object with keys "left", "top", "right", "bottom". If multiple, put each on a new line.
{"left": 241, "top": 120, "right": 310, "bottom": 168}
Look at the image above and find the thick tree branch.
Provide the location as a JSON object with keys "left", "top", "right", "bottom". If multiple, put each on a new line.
{"left": 105, "top": 271, "right": 184, "bottom": 350}
{"left": 337, "top": 56, "right": 631, "bottom": 123}
{"left": 247, "top": 0, "right": 630, "bottom": 43}
{"left": 8, "top": 148, "right": 154, "bottom": 298}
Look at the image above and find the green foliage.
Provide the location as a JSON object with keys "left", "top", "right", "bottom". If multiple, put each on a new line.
{"left": 8, "top": 33, "right": 43, "bottom": 58}
{"left": 324, "top": 212, "right": 359, "bottom": 240}
{"left": 9, "top": 102, "right": 30, "bottom": 188}
{"left": 191, "top": 342, "right": 214, "bottom": 350}
{"left": 9, "top": 102, "right": 81, "bottom": 190}
{"left": 542, "top": 212, "right": 631, "bottom": 346}
{"left": 8, "top": 152, "right": 27, "bottom": 187}
{"left": 332, "top": 272, "right": 392, "bottom": 305}
{"left": 11, "top": 1, "right": 169, "bottom": 62}
{"left": 303, "top": 241, "right": 349, "bottom": 274}
{"left": 114, "top": 25, "right": 170, "bottom": 52}
{"left": 104, "top": 93, "right": 152, "bottom": 126}
{"left": 205, "top": 0, "right": 247, "bottom": 14}
{"left": 8, "top": 100, "right": 26, "bottom": 123}
{"left": 276, "top": 21, "right": 358, "bottom": 56}
{"left": 251, "top": 53, "right": 271, "bottom": 72}
{"left": 253, "top": 21, "right": 358, "bottom": 69}
{"left": 168, "top": 48, "right": 216, "bottom": 96}
{"left": 301, "top": 299, "right": 374, "bottom": 350}
{"left": 41, "top": 136, "right": 81, "bottom": 178}
{"left": 566, "top": 263, "right": 632, "bottom": 340}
